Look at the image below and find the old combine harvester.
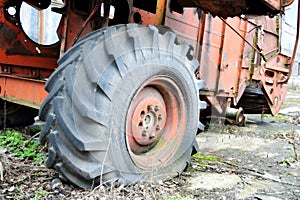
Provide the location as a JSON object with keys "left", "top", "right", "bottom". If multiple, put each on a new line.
{"left": 0, "top": 0, "right": 297, "bottom": 188}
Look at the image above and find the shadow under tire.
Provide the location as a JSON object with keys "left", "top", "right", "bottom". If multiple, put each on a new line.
{"left": 0, "top": 100, "right": 38, "bottom": 128}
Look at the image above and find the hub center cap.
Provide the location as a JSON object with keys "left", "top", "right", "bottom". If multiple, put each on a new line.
{"left": 127, "top": 87, "right": 167, "bottom": 153}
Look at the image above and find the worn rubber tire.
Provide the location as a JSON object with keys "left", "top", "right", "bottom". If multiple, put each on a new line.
{"left": 39, "top": 24, "right": 205, "bottom": 189}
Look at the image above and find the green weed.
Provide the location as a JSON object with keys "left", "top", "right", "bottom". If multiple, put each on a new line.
{"left": 33, "top": 190, "right": 53, "bottom": 200}
{"left": 160, "top": 195, "right": 194, "bottom": 200}
{"left": 263, "top": 114, "right": 285, "bottom": 121}
{"left": 192, "top": 153, "right": 223, "bottom": 165}
{"left": 0, "top": 130, "right": 45, "bottom": 163}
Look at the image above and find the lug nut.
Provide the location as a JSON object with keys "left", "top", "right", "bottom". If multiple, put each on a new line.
{"left": 149, "top": 132, "right": 156, "bottom": 139}
{"left": 156, "top": 125, "right": 161, "bottom": 131}
{"left": 154, "top": 106, "right": 160, "bottom": 112}
{"left": 142, "top": 131, "right": 148, "bottom": 137}
{"left": 158, "top": 114, "right": 162, "bottom": 121}
{"left": 147, "top": 105, "right": 154, "bottom": 112}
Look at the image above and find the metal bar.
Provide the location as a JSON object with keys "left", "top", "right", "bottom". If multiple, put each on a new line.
{"left": 71, "top": 3, "right": 100, "bottom": 46}
{"left": 195, "top": 12, "right": 206, "bottom": 62}
{"left": 39, "top": 10, "right": 44, "bottom": 44}
{"left": 235, "top": 18, "right": 247, "bottom": 96}
{"left": 59, "top": 3, "right": 69, "bottom": 57}
{"left": 219, "top": 17, "right": 267, "bottom": 62}
{"left": 214, "top": 19, "right": 226, "bottom": 95}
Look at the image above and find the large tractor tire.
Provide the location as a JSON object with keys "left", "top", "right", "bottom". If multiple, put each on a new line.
{"left": 39, "top": 24, "right": 206, "bottom": 189}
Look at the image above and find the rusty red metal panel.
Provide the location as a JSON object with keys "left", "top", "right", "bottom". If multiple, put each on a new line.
{"left": 198, "top": 15, "right": 225, "bottom": 91}
{"left": 61, "top": 7, "right": 95, "bottom": 51}
{"left": 132, "top": 0, "right": 167, "bottom": 26}
{"left": 165, "top": 7, "right": 200, "bottom": 50}
{"left": 0, "top": 0, "right": 59, "bottom": 108}
{"left": 165, "top": 6, "right": 291, "bottom": 115}
{"left": 239, "top": 16, "right": 290, "bottom": 115}
{"left": 252, "top": 54, "right": 290, "bottom": 115}
{"left": 219, "top": 17, "right": 247, "bottom": 97}
{"left": 0, "top": 1, "right": 59, "bottom": 67}
{"left": 250, "top": 16, "right": 279, "bottom": 55}
{"left": 0, "top": 75, "right": 47, "bottom": 108}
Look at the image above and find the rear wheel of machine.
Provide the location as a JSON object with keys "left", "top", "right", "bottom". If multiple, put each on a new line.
{"left": 39, "top": 24, "right": 204, "bottom": 189}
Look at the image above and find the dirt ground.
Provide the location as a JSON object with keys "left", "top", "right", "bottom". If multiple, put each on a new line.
{"left": 0, "top": 89, "right": 299, "bottom": 199}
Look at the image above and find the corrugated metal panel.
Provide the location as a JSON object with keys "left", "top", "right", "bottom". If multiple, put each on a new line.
{"left": 20, "top": 1, "right": 63, "bottom": 45}
{"left": 165, "top": 8, "right": 200, "bottom": 50}
{"left": 281, "top": 0, "right": 299, "bottom": 61}
{"left": 198, "top": 15, "right": 224, "bottom": 91}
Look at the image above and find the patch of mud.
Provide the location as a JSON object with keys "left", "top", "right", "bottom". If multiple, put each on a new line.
{"left": 189, "top": 172, "right": 241, "bottom": 190}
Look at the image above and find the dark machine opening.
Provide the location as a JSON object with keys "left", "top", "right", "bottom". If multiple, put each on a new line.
{"left": 133, "top": 0, "right": 157, "bottom": 14}
{"left": 109, "top": 0, "right": 130, "bottom": 25}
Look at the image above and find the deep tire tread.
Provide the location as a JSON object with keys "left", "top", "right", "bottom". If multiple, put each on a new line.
{"left": 53, "top": 98, "right": 106, "bottom": 151}
{"left": 49, "top": 130, "right": 112, "bottom": 179}
{"left": 40, "top": 24, "right": 202, "bottom": 188}
{"left": 39, "top": 113, "right": 55, "bottom": 145}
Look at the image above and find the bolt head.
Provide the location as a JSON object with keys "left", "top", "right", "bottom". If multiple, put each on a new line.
{"left": 155, "top": 125, "right": 161, "bottom": 131}
{"left": 142, "top": 131, "right": 148, "bottom": 137}
{"left": 149, "top": 132, "right": 156, "bottom": 139}
{"left": 158, "top": 114, "right": 162, "bottom": 121}
{"left": 148, "top": 105, "right": 154, "bottom": 111}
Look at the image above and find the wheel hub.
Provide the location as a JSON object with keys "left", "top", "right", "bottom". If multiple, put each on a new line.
{"left": 128, "top": 87, "right": 167, "bottom": 152}
{"left": 125, "top": 77, "right": 188, "bottom": 169}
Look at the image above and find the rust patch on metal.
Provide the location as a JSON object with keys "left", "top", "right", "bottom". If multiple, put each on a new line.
{"left": 6, "top": 40, "right": 35, "bottom": 56}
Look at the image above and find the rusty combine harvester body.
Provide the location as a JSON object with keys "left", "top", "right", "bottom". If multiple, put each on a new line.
{"left": 0, "top": 0, "right": 297, "bottom": 188}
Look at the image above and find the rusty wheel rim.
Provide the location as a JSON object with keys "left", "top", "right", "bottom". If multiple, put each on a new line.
{"left": 126, "top": 76, "right": 187, "bottom": 169}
